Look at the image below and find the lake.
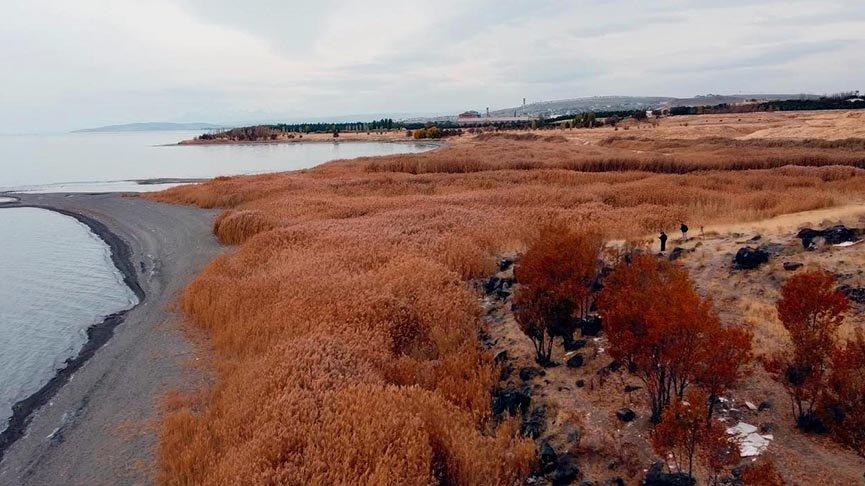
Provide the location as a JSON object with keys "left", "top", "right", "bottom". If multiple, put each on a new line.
{"left": 0, "top": 131, "right": 434, "bottom": 192}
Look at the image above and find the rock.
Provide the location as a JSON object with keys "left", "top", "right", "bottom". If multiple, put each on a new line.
{"left": 783, "top": 261, "right": 803, "bottom": 271}
{"left": 484, "top": 276, "right": 514, "bottom": 298}
{"left": 607, "top": 361, "right": 622, "bottom": 372}
{"left": 624, "top": 385, "right": 642, "bottom": 393}
{"left": 499, "top": 257, "right": 514, "bottom": 271}
{"left": 492, "top": 385, "right": 532, "bottom": 416}
{"left": 580, "top": 315, "right": 603, "bottom": 337}
{"left": 668, "top": 247, "right": 693, "bottom": 261}
{"left": 540, "top": 442, "right": 558, "bottom": 473}
{"left": 550, "top": 454, "right": 581, "bottom": 485}
{"left": 733, "top": 246, "right": 769, "bottom": 270}
{"left": 616, "top": 408, "right": 636, "bottom": 423}
{"left": 727, "top": 422, "right": 774, "bottom": 456}
{"left": 645, "top": 462, "right": 696, "bottom": 486}
{"left": 575, "top": 379, "right": 585, "bottom": 388}
{"left": 838, "top": 285, "right": 865, "bottom": 304}
{"left": 758, "top": 401, "right": 772, "bottom": 411}
{"left": 566, "top": 354, "right": 585, "bottom": 368}
{"left": 493, "top": 350, "right": 509, "bottom": 364}
{"left": 521, "top": 406, "right": 546, "bottom": 439}
{"left": 796, "top": 412, "right": 829, "bottom": 434}
{"left": 798, "top": 225, "right": 860, "bottom": 249}
{"left": 564, "top": 338, "right": 588, "bottom": 352}
{"left": 520, "top": 366, "right": 544, "bottom": 381}
{"left": 750, "top": 234, "right": 763, "bottom": 241}
{"left": 607, "top": 477, "right": 626, "bottom": 486}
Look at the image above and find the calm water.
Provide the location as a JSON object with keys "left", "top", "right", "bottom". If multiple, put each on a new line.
{"left": 0, "top": 208, "right": 139, "bottom": 426}
{"left": 0, "top": 131, "right": 433, "bottom": 431}
{"left": 0, "top": 131, "right": 434, "bottom": 192}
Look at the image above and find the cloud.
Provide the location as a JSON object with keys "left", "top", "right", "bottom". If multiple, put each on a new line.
{"left": 0, "top": 0, "right": 863, "bottom": 131}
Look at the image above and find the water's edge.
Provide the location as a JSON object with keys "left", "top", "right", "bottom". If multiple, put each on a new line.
{"left": 0, "top": 203, "right": 144, "bottom": 460}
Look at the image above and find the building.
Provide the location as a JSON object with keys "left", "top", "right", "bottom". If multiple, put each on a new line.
{"left": 458, "top": 110, "right": 482, "bottom": 119}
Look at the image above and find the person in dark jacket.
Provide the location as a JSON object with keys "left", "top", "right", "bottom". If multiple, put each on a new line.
{"left": 659, "top": 230, "right": 668, "bottom": 252}
{"left": 680, "top": 223, "right": 689, "bottom": 240}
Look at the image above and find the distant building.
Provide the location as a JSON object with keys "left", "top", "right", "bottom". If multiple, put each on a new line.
{"left": 458, "top": 110, "right": 482, "bottom": 119}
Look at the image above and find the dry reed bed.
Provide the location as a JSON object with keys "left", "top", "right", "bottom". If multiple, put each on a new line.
{"left": 148, "top": 138, "right": 865, "bottom": 484}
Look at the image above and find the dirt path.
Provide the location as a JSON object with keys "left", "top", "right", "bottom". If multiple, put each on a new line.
{"left": 0, "top": 193, "right": 221, "bottom": 485}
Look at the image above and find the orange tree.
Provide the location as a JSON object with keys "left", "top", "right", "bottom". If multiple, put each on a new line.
{"left": 693, "top": 325, "right": 753, "bottom": 422}
{"left": 824, "top": 329, "right": 865, "bottom": 457}
{"left": 598, "top": 254, "right": 748, "bottom": 422}
{"left": 513, "top": 224, "right": 601, "bottom": 365}
{"left": 765, "top": 270, "right": 849, "bottom": 428}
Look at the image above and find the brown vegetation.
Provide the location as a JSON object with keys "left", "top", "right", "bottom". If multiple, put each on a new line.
{"left": 148, "top": 111, "right": 865, "bottom": 484}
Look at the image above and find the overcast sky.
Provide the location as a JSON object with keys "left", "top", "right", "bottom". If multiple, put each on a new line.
{"left": 2, "top": 0, "right": 864, "bottom": 132}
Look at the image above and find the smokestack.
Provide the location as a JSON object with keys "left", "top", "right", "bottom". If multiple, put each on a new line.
{"left": 523, "top": 98, "right": 526, "bottom": 107}
{"left": 486, "top": 107, "right": 490, "bottom": 117}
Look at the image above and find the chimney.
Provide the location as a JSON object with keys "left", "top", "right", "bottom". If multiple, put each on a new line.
{"left": 486, "top": 107, "right": 490, "bottom": 117}
{"left": 523, "top": 98, "right": 526, "bottom": 107}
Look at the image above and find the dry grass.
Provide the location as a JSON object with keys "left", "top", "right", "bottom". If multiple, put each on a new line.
{"left": 147, "top": 111, "right": 865, "bottom": 484}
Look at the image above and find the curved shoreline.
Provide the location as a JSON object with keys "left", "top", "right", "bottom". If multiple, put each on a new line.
{"left": 0, "top": 203, "right": 144, "bottom": 460}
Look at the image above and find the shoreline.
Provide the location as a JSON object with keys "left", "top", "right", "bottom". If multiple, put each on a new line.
{"left": 175, "top": 136, "right": 440, "bottom": 146}
{"left": 0, "top": 203, "right": 145, "bottom": 460}
{"left": 0, "top": 193, "right": 221, "bottom": 485}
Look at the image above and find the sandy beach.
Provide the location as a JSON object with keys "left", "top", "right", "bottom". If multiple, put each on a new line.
{"left": 0, "top": 193, "right": 221, "bottom": 485}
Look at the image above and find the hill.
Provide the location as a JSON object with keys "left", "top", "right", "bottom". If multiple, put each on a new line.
{"left": 73, "top": 122, "right": 225, "bottom": 133}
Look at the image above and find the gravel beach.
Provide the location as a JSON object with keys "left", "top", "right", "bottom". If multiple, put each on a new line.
{"left": 0, "top": 193, "right": 221, "bottom": 485}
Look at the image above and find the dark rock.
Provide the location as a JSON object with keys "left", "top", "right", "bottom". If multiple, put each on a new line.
{"left": 668, "top": 247, "right": 693, "bottom": 261}
{"left": 783, "top": 261, "right": 803, "bottom": 271}
{"left": 566, "top": 354, "right": 585, "bottom": 368}
{"left": 798, "top": 225, "right": 860, "bottom": 249}
{"left": 564, "top": 338, "right": 588, "bottom": 352}
{"left": 484, "top": 276, "right": 514, "bottom": 298}
{"left": 750, "top": 234, "right": 763, "bottom": 241}
{"left": 540, "top": 442, "right": 558, "bottom": 473}
{"left": 624, "top": 385, "right": 642, "bottom": 393}
{"left": 499, "top": 257, "right": 514, "bottom": 271}
{"left": 838, "top": 285, "right": 865, "bottom": 304}
{"left": 607, "top": 477, "right": 626, "bottom": 486}
{"left": 550, "top": 454, "right": 581, "bottom": 485}
{"left": 733, "top": 246, "right": 769, "bottom": 270}
{"left": 758, "top": 400, "right": 772, "bottom": 412}
{"left": 759, "top": 422, "right": 775, "bottom": 433}
{"left": 492, "top": 385, "right": 532, "bottom": 416}
{"left": 645, "top": 461, "right": 696, "bottom": 486}
{"left": 616, "top": 408, "right": 636, "bottom": 423}
{"left": 575, "top": 379, "right": 585, "bottom": 388}
{"left": 519, "top": 366, "right": 544, "bottom": 381}
{"left": 607, "top": 361, "right": 622, "bottom": 372}
{"left": 797, "top": 412, "right": 829, "bottom": 434}
{"left": 493, "top": 350, "right": 508, "bottom": 364}
{"left": 521, "top": 406, "right": 546, "bottom": 439}
{"left": 580, "top": 315, "right": 603, "bottom": 336}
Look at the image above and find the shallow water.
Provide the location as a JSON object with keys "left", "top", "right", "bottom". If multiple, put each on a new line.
{"left": 0, "top": 131, "right": 434, "bottom": 192}
{"left": 0, "top": 208, "right": 139, "bottom": 427}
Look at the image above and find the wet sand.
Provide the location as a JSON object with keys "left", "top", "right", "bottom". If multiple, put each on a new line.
{"left": 0, "top": 193, "right": 221, "bottom": 485}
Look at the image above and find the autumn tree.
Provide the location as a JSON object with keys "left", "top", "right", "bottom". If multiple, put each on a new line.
{"left": 693, "top": 325, "right": 753, "bottom": 422}
{"left": 513, "top": 224, "right": 602, "bottom": 365}
{"left": 652, "top": 388, "right": 737, "bottom": 482}
{"left": 765, "top": 270, "right": 849, "bottom": 429}
{"left": 598, "top": 254, "right": 737, "bottom": 422}
{"left": 823, "top": 329, "right": 865, "bottom": 457}
{"left": 738, "top": 457, "right": 784, "bottom": 486}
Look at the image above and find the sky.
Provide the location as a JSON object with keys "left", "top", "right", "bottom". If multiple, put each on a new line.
{"left": 2, "top": 0, "right": 864, "bottom": 132}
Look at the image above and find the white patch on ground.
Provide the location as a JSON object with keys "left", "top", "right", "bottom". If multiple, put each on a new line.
{"left": 727, "top": 422, "right": 773, "bottom": 457}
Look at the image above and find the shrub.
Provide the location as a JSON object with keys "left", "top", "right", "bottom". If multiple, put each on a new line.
{"left": 739, "top": 457, "right": 784, "bottom": 486}
{"left": 824, "top": 329, "right": 865, "bottom": 457}
{"left": 765, "top": 270, "right": 849, "bottom": 427}
{"left": 598, "top": 254, "right": 730, "bottom": 422}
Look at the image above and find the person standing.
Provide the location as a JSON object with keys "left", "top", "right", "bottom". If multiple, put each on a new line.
{"left": 680, "top": 222, "right": 689, "bottom": 240}
{"left": 659, "top": 230, "right": 668, "bottom": 252}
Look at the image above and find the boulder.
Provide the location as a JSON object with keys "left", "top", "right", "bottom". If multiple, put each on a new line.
{"left": 519, "top": 366, "right": 544, "bottom": 381}
{"left": 540, "top": 442, "right": 558, "bottom": 473}
{"left": 838, "top": 285, "right": 865, "bottom": 304}
{"left": 580, "top": 315, "right": 603, "bottom": 337}
{"left": 783, "top": 261, "right": 803, "bottom": 271}
{"left": 564, "top": 338, "right": 588, "bottom": 352}
{"left": 798, "top": 225, "right": 860, "bottom": 249}
{"left": 492, "top": 385, "right": 532, "bottom": 416}
{"left": 668, "top": 247, "right": 693, "bottom": 261}
{"left": 758, "top": 400, "right": 772, "bottom": 412}
{"left": 499, "top": 256, "right": 514, "bottom": 271}
{"left": 607, "top": 477, "right": 626, "bottom": 486}
{"left": 521, "top": 406, "right": 546, "bottom": 439}
{"left": 575, "top": 379, "right": 585, "bottom": 388}
{"left": 616, "top": 408, "right": 636, "bottom": 423}
{"left": 645, "top": 462, "right": 695, "bottom": 486}
{"left": 484, "top": 276, "right": 513, "bottom": 298}
{"left": 566, "top": 354, "right": 585, "bottom": 368}
{"left": 733, "top": 246, "right": 769, "bottom": 270}
{"left": 550, "top": 454, "right": 581, "bottom": 485}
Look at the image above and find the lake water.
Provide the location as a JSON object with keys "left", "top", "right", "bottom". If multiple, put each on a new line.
{"left": 0, "top": 131, "right": 434, "bottom": 192}
{"left": 0, "top": 207, "right": 140, "bottom": 427}
{"left": 0, "top": 131, "right": 434, "bottom": 433}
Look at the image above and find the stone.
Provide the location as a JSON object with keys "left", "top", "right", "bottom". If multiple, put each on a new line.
{"left": 783, "top": 261, "right": 803, "bottom": 271}
{"left": 733, "top": 246, "right": 769, "bottom": 270}
{"left": 499, "top": 256, "right": 514, "bottom": 271}
{"left": 566, "top": 353, "right": 585, "bottom": 368}
{"left": 564, "top": 338, "right": 588, "bottom": 352}
{"left": 645, "top": 462, "right": 696, "bottom": 486}
{"left": 484, "top": 276, "right": 514, "bottom": 298}
{"left": 607, "top": 477, "right": 626, "bottom": 486}
{"left": 616, "top": 408, "right": 636, "bottom": 423}
{"left": 798, "top": 225, "right": 860, "bottom": 249}
{"left": 624, "top": 385, "right": 642, "bottom": 393}
{"left": 540, "top": 442, "right": 558, "bottom": 473}
{"left": 519, "top": 366, "right": 544, "bottom": 381}
{"left": 758, "top": 401, "right": 772, "bottom": 411}
{"left": 838, "top": 285, "right": 865, "bottom": 304}
{"left": 550, "top": 454, "right": 581, "bottom": 485}
{"left": 580, "top": 315, "right": 603, "bottom": 336}
{"left": 575, "top": 379, "right": 585, "bottom": 388}
{"left": 492, "top": 385, "right": 532, "bottom": 416}
{"left": 521, "top": 406, "right": 546, "bottom": 439}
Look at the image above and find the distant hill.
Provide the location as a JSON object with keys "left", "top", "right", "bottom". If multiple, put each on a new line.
{"left": 490, "top": 94, "right": 820, "bottom": 118}
{"left": 73, "top": 122, "right": 225, "bottom": 133}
